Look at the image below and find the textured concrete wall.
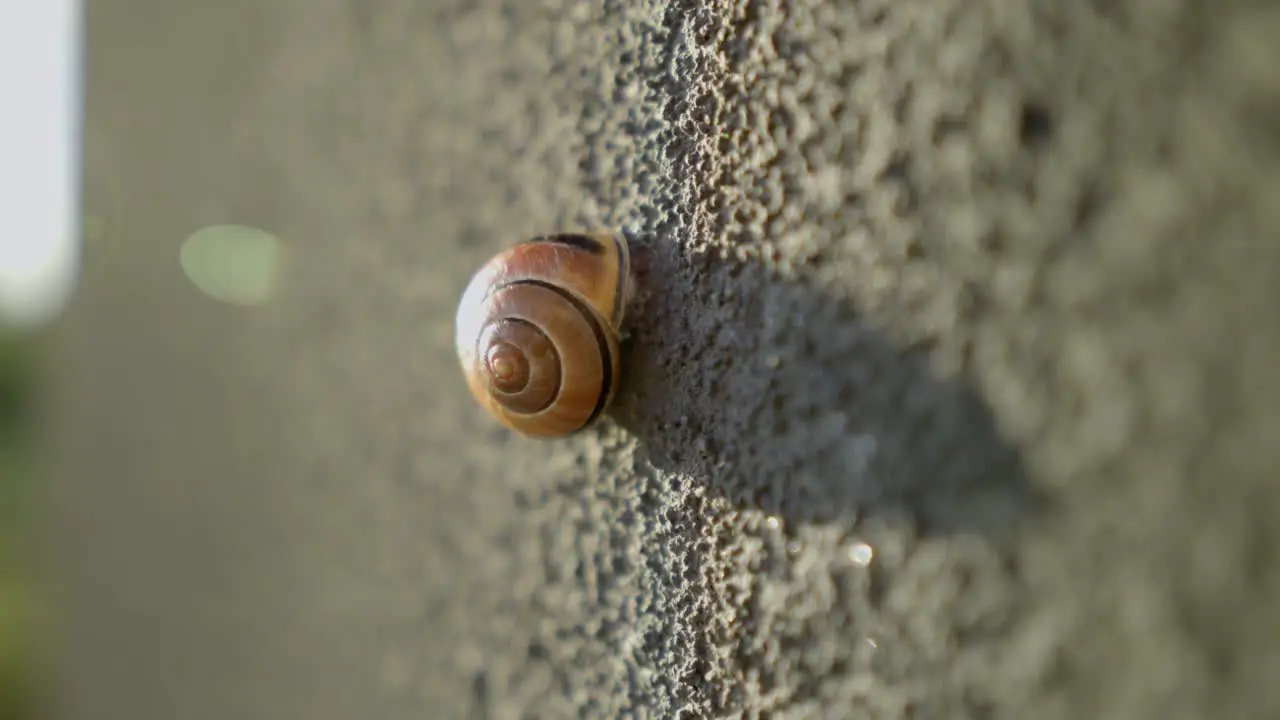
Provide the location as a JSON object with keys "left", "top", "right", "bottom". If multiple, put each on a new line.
{"left": 57, "top": 0, "right": 1280, "bottom": 718}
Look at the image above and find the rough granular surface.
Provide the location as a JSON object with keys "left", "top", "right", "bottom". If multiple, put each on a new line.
{"left": 64, "top": 0, "right": 1280, "bottom": 718}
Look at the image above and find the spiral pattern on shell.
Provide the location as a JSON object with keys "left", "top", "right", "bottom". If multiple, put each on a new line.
{"left": 455, "top": 233, "right": 633, "bottom": 437}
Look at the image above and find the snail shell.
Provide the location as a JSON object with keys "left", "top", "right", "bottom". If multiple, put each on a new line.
{"left": 455, "top": 232, "right": 635, "bottom": 437}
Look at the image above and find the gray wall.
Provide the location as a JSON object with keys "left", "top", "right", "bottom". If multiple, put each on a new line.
{"left": 55, "top": 0, "right": 1280, "bottom": 718}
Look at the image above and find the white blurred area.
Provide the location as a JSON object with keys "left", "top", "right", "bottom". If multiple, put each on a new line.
{"left": 0, "top": 0, "right": 82, "bottom": 330}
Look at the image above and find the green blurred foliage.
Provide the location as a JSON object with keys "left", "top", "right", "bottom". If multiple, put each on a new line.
{"left": 0, "top": 334, "right": 41, "bottom": 720}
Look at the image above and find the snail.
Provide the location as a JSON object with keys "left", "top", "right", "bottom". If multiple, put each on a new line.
{"left": 455, "top": 232, "right": 636, "bottom": 437}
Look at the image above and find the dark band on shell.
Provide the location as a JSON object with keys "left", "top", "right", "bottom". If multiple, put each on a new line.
{"left": 518, "top": 233, "right": 607, "bottom": 255}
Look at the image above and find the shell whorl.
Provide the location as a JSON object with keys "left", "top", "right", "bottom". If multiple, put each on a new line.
{"left": 477, "top": 317, "right": 561, "bottom": 414}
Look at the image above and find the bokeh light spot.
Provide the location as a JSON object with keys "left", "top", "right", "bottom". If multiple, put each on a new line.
{"left": 848, "top": 541, "right": 874, "bottom": 567}
{"left": 179, "top": 225, "right": 281, "bottom": 306}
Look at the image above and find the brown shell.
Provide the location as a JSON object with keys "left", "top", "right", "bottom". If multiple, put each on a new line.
{"left": 455, "top": 232, "right": 633, "bottom": 437}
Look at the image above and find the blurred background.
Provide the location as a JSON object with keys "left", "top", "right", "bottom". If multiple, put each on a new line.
{"left": 0, "top": 336, "right": 41, "bottom": 719}
{"left": 2, "top": 0, "right": 74, "bottom": 716}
